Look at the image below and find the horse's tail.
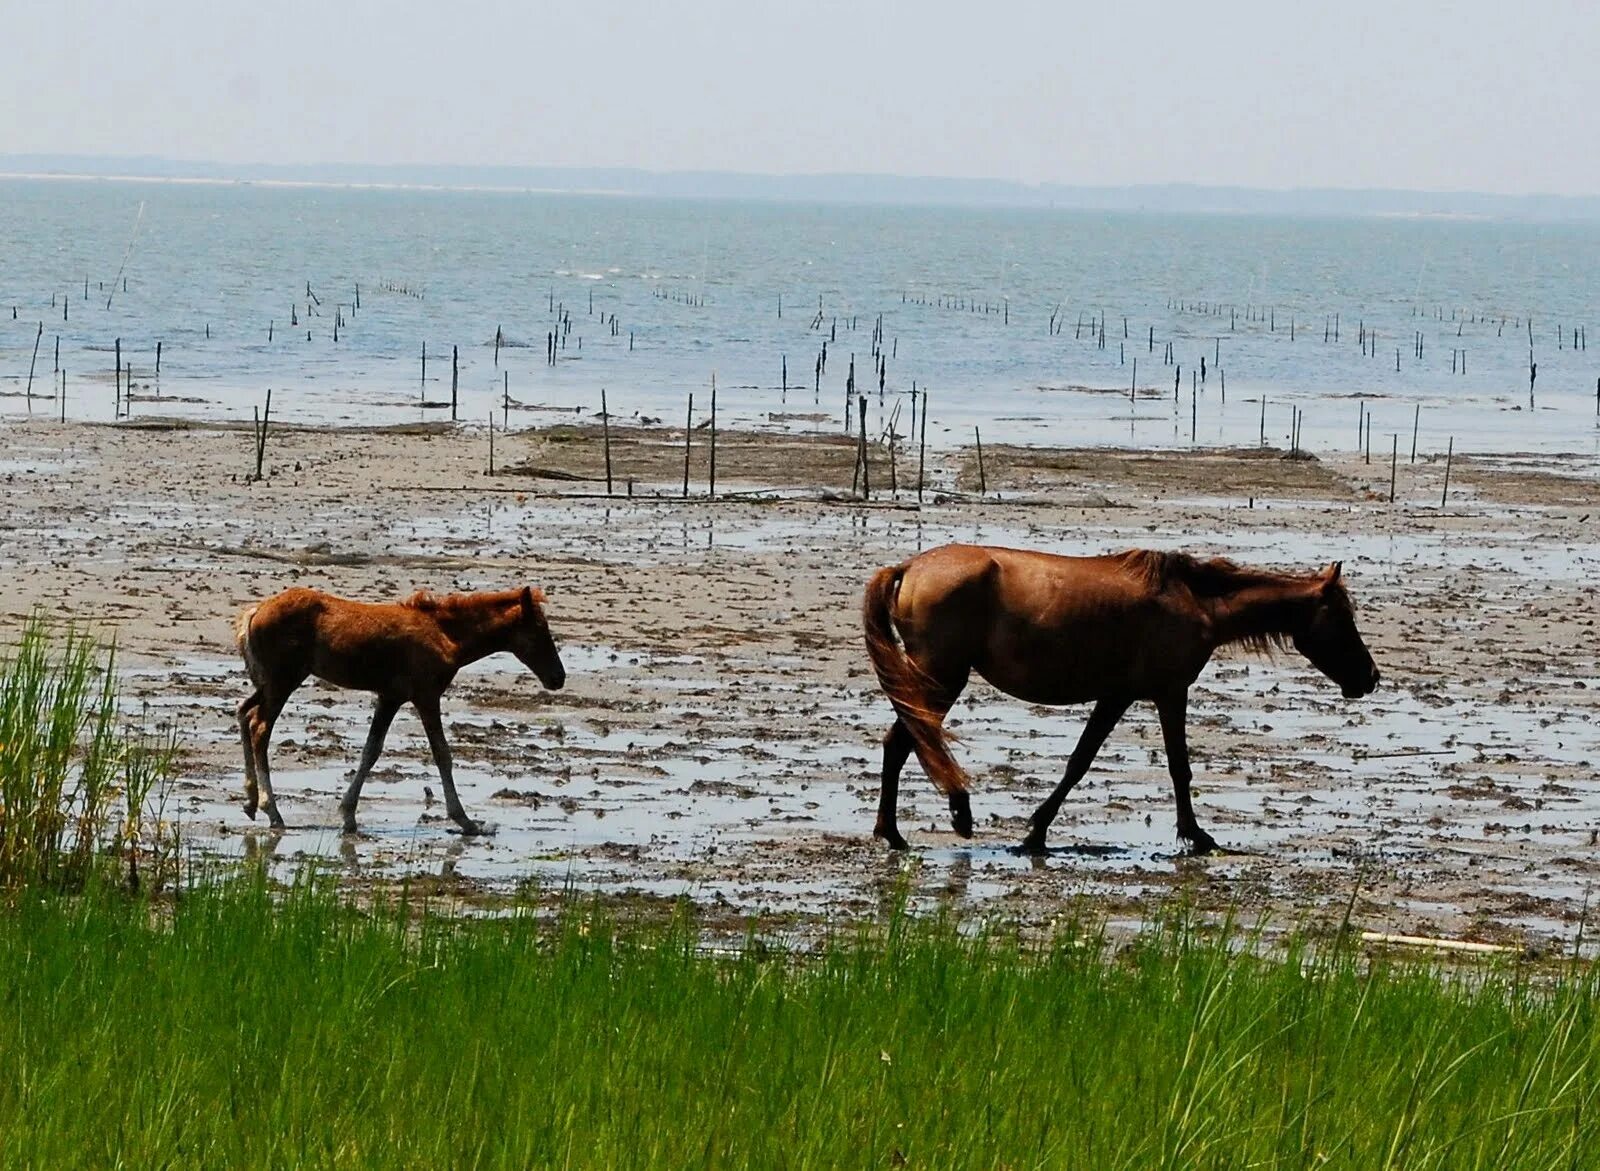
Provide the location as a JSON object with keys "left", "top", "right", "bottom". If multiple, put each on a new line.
{"left": 862, "top": 563, "right": 967, "bottom": 797}
{"left": 235, "top": 604, "right": 263, "bottom": 686}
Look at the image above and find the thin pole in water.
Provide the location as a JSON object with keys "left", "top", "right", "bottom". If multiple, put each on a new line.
{"left": 602, "top": 389, "right": 613, "bottom": 496}
{"left": 1441, "top": 437, "right": 1454, "bottom": 509}
{"left": 918, "top": 391, "right": 928, "bottom": 503}
{"left": 682, "top": 394, "right": 693, "bottom": 498}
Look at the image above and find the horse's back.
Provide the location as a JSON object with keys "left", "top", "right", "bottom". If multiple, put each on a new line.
{"left": 896, "top": 544, "right": 1206, "bottom": 703}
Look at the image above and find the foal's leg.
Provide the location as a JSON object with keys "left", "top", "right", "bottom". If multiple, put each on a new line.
{"left": 339, "top": 695, "right": 401, "bottom": 835}
{"left": 238, "top": 690, "right": 262, "bottom": 818}
{"left": 1155, "top": 692, "right": 1218, "bottom": 854}
{"left": 1020, "top": 698, "right": 1131, "bottom": 855}
{"left": 414, "top": 695, "right": 482, "bottom": 836}
{"left": 246, "top": 689, "right": 296, "bottom": 830}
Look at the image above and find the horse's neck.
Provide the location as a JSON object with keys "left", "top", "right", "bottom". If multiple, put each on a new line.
{"left": 1208, "top": 579, "right": 1314, "bottom": 647}
{"left": 435, "top": 601, "right": 519, "bottom": 666}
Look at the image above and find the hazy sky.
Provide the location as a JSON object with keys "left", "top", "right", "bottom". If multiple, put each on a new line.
{"left": 5, "top": 0, "right": 1597, "bottom": 194}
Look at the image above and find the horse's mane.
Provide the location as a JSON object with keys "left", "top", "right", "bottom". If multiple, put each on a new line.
{"left": 402, "top": 586, "right": 546, "bottom": 613}
{"left": 1114, "top": 549, "right": 1344, "bottom": 654}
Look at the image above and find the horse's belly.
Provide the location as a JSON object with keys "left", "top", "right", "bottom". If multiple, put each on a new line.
{"left": 974, "top": 639, "right": 1204, "bottom": 705}
{"left": 974, "top": 664, "right": 1116, "bottom": 706}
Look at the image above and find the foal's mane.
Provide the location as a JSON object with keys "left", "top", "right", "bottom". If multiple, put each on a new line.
{"left": 401, "top": 586, "right": 546, "bottom": 614}
{"left": 1116, "top": 549, "right": 1342, "bottom": 654}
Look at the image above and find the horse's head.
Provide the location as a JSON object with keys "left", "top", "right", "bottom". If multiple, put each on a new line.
{"left": 1292, "top": 562, "right": 1379, "bottom": 699}
{"left": 512, "top": 586, "right": 566, "bottom": 690}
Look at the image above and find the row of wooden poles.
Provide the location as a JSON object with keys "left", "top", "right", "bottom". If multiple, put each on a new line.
{"left": 484, "top": 375, "right": 940, "bottom": 503}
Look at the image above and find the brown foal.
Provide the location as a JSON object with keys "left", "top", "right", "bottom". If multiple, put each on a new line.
{"left": 235, "top": 585, "right": 565, "bottom": 834}
{"left": 863, "top": 544, "right": 1380, "bottom": 854}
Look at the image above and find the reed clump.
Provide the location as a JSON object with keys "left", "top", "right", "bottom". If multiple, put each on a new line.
{"left": 0, "top": 615, "right": 180, "bottom": 892}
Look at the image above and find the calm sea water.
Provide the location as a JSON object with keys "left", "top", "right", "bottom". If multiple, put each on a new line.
{"left": 2, "top": 177, "right": 1598, "bottom": 461}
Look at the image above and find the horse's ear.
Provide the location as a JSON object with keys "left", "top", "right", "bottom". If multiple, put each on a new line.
{"left": 520, "top": 586, "right": 535, "bottom": 616}
{"left": 1323, "top": 561, "right": 1343, "bottom": 587}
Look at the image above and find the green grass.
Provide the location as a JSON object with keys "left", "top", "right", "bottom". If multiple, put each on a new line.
{"left": 0, "top": 615, "right": 179, "bottom": 891}
{"left": 2, "top": 878, "right": 1598, "bottom": 1169}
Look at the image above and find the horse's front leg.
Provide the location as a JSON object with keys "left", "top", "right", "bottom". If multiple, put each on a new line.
{"left": 1155, "top": 691, "right": 1218, "bottom": 855}
{"left": 414, "top": 695, "right": 483, "bottom": 836}
{"left": 340, "top": 695, "right": 401, "bottom": 834}
{"left": 1020, "top": 698, "right": 1129, "bottom": 854}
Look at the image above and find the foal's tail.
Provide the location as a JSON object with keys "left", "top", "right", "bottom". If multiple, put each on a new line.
{"left": 862, "top": 564, "right": 967, "bottom": 796}
{"left": 234, "top": 604, "right": 263, "bottom": 686}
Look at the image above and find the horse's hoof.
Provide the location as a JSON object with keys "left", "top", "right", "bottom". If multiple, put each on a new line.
{"left": 948, "top": 791, "right": 974, "bottom": 839}
{"left": 1182, "top": 831, "right": 1220, "bottom": 856}
{"left": 243, "top": 803, "right": 258, "bottom": 821}
{"left": 1017, "top": 834, "right": 1048, "bottom": 857}
{"left": 874, "top": 825, "right": 910, "bottom": 851}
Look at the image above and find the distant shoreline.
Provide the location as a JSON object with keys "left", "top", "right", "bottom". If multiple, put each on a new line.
{"left": 4, "top": 156, "right": 1598, "bottom": 220}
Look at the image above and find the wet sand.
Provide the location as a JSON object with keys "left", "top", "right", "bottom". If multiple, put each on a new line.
{"left": 3, "top": 415, "right": 1598, "bottom": 947}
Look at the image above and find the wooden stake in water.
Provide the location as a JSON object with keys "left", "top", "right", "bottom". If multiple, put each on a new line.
{"left": 1441, "top": 437, "right": 1454, "bottom": 509}
{"left": 709, "top": 373, "right": 717, "bottom": 500}
{"left": 1411, "top": 404, "right": 1420, "bottom": 463}
{"left": 488, "top": 413, "right": 495, "bottom": 475}
{"left": 858, "top": 395, "right": 870, "bottom": 499}
{"left": 601, "top": 389, "right": 613, "bottom": 495}
{"left": 503, "top": 371, "right": 510, "bottom": 427}
{"left": 254, "top": 389, "right": 273, "bottom": 481}
{"left": 451, "top": 345, "right": 459, "bottom": 421}
{"left": 25, "top": 322, "right": 42, "bottom": 407}
{"left": 421, "top": 341, "right": 427, "bottom": 402}
{"left": 59, "top": 369, "right": 66, "bottom": 423}
{"left": 974, "top": 427, "right": 986, "bottom": 496}
{"left": 1389, "top": 434, "right": 1398, "bottom": 503}
{"left": 682, "top": 394, "right": 693, "bottom": 498}
{"left": 918, "top": 391, "right": 928, "bottom": 503}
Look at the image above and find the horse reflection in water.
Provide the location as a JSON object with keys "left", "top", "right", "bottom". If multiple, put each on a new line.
{"left": 863, "top": 545, "right": 1380, "bottom": 854}
{"left": 235, "top": 585, "right": 565, "bottom": 835}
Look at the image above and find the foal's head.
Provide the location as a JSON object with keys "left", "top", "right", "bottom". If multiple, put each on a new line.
{"left": 510, "top": 586, "right": 566, "bottom": 690}
{"left": 1292, "top": 563, "right": 1380, "bottom": 699}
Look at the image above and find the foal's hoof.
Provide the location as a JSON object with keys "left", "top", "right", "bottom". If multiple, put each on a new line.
{"left": 242, "top": 802, "right": 258, "bottom": 822}
{"left": 1017, "top": 832, "right": 1048, "bottom": 857}
{"left": 451, "top": 818, "right": 489, "bottom": 837}
{"left": 948, "top": 791, "right": 974, "bottom": 839}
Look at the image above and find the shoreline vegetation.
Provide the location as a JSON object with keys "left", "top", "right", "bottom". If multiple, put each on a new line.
{"left": 4, "top": 875, "right": 1600, "bottom": 1167}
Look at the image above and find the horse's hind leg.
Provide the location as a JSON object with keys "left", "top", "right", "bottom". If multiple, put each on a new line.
{"left": 414, "top": 695, "right": 482, "bottom": 836}
{"left": 340, "top": 696, "right": 400, "bottom": 835}
{"left": 238, "top": 690, "right": 262, "bottom": 819}
{"left": 876, "top": 665, "right": 967, "bottom": 849}
{"left": 875, "top": 719, "right": 915, "bottom": 850}
{"left": 1021, "top": 697, "right": 1131, "bottom": 855}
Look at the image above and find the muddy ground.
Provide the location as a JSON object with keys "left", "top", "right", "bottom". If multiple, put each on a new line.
{"left": 2, "top": 415, "right": 1598, "bottom": 948}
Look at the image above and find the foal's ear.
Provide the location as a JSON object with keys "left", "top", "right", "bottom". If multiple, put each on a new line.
{"left": 1322, "top": 561, "right": 1343, "bottom": 586}
{"left": 520, "top": 585, "right": 535, "bottom": 616}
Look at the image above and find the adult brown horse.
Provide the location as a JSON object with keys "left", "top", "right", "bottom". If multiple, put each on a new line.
{"left": 863, "top": 544, "right": 1380, "bottom": 854}
{"left": 236, "top": 585, "right": 565, "bottom": 835}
